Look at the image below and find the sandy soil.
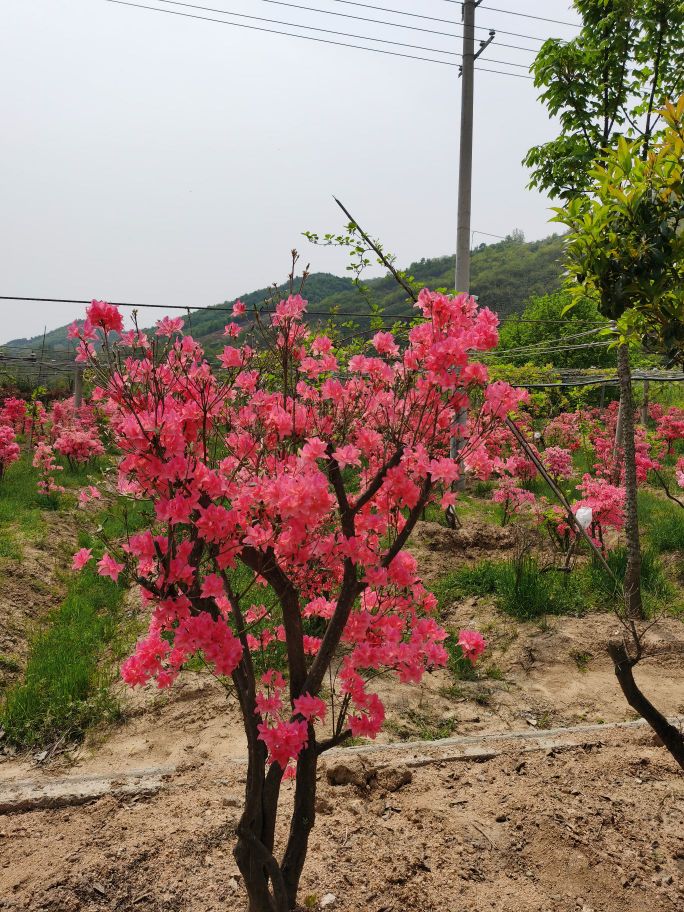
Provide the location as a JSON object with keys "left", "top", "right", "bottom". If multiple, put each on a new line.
{"left": 1, "top": 518, "right": 683, "bottom": 911}
{"left": 1, "top": 727, "right": 683, "bottom": 912}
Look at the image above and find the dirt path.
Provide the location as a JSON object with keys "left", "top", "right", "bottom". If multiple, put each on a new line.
{"left": 1, "top": 724, "right": 682, "bottom": 912}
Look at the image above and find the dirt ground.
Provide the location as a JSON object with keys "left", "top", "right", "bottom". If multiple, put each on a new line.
{"left": 1, "top": 727, "right": 683, "bottom": 912}
{"left": 1, "top": 520, "right": 683, "bottom": 911}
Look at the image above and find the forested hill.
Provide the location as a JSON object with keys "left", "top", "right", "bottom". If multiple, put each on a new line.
{"left": 6, "top": 233, "right": 564, "bottom": 352}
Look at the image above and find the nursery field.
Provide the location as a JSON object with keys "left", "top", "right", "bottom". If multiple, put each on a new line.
{"left": 1, "top": 295, "right": 684, "bottom": 912}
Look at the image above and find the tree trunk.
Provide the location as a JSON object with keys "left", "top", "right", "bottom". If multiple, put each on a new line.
{"left": 234, "top": 745, "right": 288, "bottom": 912}
{"left": 609, "top": 644, "right": 684, "bottom": 771}
{"left": 611, "top": 394, "right": 624, "bottom": 486}
{"left": 617, "top": 344, "right": 644, "bottom": 620}
{"left": 281, "top": 737, "right": 318, "bottom": 908}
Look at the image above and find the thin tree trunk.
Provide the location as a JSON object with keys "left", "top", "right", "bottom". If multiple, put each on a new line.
{"left": 281, "top": 738, "right": 318, "bottom": 908}
{"left": 608, "top": 643, "right": 684, "bottom": 771}
{"left": 234, "top": 745, "right": 288, "bottom": 912}
{"left": 617, "top": 343, "right": 644, "bottom": 620}
{"left": 611, "top": 394, "right": 624, "bottom": 486}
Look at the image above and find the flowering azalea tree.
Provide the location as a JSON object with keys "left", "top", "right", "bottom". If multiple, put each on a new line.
{"left": 0, "top": 424, "right": 20, "bottom": 481}
{"left": 71, "top": 292, "right": 524, "bottom": 911}
{"left": 33, "top": 442, "right": 65, "bottom": 497}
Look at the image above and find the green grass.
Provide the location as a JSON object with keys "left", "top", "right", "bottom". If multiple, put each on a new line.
{"left": 431, "top": 556, "right": 586, "bottom": 620}
{"left": 638, "top": 489, "right": 684, "bottom": 554}
{"left": 431, "top": 540, "right": 681, "bottom": 625}
{"left": 433, "top": 554, "right": 591, "bottom": 620}
{"left": 0, "top": 455, "right": 150, "bottom": 748}
{"left": 0, "top": 552, "right": 127, "bottom": 748}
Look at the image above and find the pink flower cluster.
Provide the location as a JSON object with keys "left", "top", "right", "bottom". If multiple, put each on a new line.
{"left": 0, "top": 397, "right": 28, "bottom": 434}
{"left": 32, "top": 442, "right": 65, "bottom": 495}
{"left": 54, "top": 428, "right": 105, "bottom": 466}
{"left": 676, "top": 458, "right": 684, "bottom": 489}
{"left": 0, "top": 424, "right": 20, "bottom": 481}
{"left": 565, "top": 474, "right": 625, "bottom": 550}
{"left": 542, "top": 446, "right": 574, "bottom": 482}
{"left": 70, "top": 290, "right": 506, "bottom": 769}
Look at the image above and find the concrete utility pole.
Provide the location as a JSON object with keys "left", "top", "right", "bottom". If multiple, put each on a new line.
{"left": 455, "top": 0, "right": 477, "bottom": 294}
{"left": 448, "top": 3, "right": 494, "bottom": 521}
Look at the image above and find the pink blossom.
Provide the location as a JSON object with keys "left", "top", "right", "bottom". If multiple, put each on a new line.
{"left": 86, "top": 300, "right": 124, "bottom": 334}
{"left": 155, "top": 316, "right": 185, "bottom": 337}
{"left": 0, "top": 425, "right": 20, "bottom": 480}
{"left": 72, "top": 547, "right": 93, "bottom": 571}
{"left": 676, "top": 457, "right": 684, "bottom": 489}
{"left": 97, "top": 553, "right": 125, "bottom": 582}
{"left": 372, "top": 331, "right": 400, "bottom": 357}
{"left": 543, "top": 446, "right": 574, "bottom": 481}
{"left": 332, "top": 444, "right": 361, "bottom": 470}
{"left": 293, "top": 693, "right": 327, "bottom": 722}
{"left": 458, "top": 629, "right": 486, "bottom": 663}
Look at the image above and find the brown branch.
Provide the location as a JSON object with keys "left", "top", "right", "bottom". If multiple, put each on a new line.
{"left": 333, "top": 197, "right": 418, "bottom": 304}
{"left": 652, "top": 468, "right": 684, "bottom": 510}
{"left": 608, "top": 643, "right": 684, "bottom": 771}
{"left": 353, "top": 446, "right": 405, "bottom": 515}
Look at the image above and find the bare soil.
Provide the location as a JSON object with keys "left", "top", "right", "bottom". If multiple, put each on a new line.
{"left": 1, "top": 728, "right": 683, "bottom": 912}
{"left": 1, "top": 519, "right": 683, "bottom": 910}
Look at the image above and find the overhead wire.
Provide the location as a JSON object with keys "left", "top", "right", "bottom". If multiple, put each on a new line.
{"left": 128, "top": 0, "right": 463, "bottom": 57}
{"left": 439, "top": 1, "right": 580, "bottom": 29}
{"left": 101, "top": 0, "right": 537, "bottom": 69}
{"left": 0, "top": 295, "right": 609, "bottom": 325}
{"left": 158, "top": 0, "right": 545, "bottom": 48}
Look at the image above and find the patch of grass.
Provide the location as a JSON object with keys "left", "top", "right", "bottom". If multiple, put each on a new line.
{"left": 0, "top": 654, "right": 21, "bottom": 674}
{"left": 0, "top": 532, "right": 22, "bottom": 561}
{"left": 431, "top": 561, "right": 500, "bottom": 612}
{"left": 403, "top": 709, "right": 457, "bottom": 741}
{"left": 0, "top": 471, "right": 150, "bottom": 749}
{"left": 638, "top": 489, "right": 684, "bottom": 553}
{"left": 0, "top": 558, "right": 127, "bottom": 748}
{"left": 496, "top": 556, "right": 586, "bottom": 620}
{"left": 571, "top": 650, "right": 592, "bottom": 673}
{"left": 587, "top": 546, "right": 675, "bottom": 610}
{"left": 431, "top": 555, "right": 588, "bottom": 623}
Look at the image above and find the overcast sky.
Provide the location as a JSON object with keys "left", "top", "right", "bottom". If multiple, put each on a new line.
{"left": 0, "top": 0, "right": 580, "bottom": 343}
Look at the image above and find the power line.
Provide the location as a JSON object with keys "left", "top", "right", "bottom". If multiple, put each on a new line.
{"left": 175, "top": 0, "right": 547, "bottom": 46}
{"left": 154, "top": 0, "right": 540, "bottom": 55}
{"left": 441, "top": 1, "right": 580, "bottom": 29}
{"left": 103, "top": 0, "right": 538, "bottom": 66}
{"left": 254, "top": 0, "right": 555, "bottom": 44}
{"left": 140, "top": 0, "right": 463, "bottom": 56}
{"left": 0, "top": 295, "right": 609, "bottom": 326}
{"left": 105, "top": 0, "right": 459, "bottom": 59}
{"left": 483, "top": 340, "right": 612, "bottom": 358}
{"left": 154, "top": 1, "right": 533, "bottom": 67}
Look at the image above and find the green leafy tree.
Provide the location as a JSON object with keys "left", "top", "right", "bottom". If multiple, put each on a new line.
{"left": 553, "top": 98, "right": 684, "bottom": 769}
{"left": 525, "top": 0, "right": 684, "bottom": 199}
{"left": 497, "top": 291, "right": 613, "bottom": 369}
{"left": 553, "top": 100, "right": 684, "bottom": 621}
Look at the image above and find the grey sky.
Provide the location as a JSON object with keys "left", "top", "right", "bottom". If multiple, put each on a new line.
{"left": 0, "top": 0, "right": 579, "bottom": 343}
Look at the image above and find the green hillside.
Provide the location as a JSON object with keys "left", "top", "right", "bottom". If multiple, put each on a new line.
{"left": 5, "top": 233, "right": 565, "bottom": 353}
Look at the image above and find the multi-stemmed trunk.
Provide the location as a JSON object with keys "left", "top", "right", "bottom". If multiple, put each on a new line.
{"left": 616, "top": 343, "right": 644, "bottom": 620}
{"left": 233, "top": 738, "right": 318, "bottom": 912}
